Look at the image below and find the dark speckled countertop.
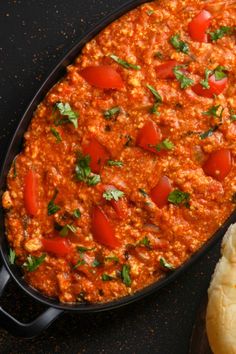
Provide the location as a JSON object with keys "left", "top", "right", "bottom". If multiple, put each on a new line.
{"left": 0, "top": 1, "right": 220, "bottom": 353}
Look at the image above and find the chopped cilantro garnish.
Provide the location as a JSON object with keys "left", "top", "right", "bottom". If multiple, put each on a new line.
{"left": 160, "top": 257, "right": 174, "bottom": 270}
{"left": 92, "top": 259, "right": 102, "bottom": 267}
{"left": 9, "top": 248, "right": 16, "bottom": 265}
{"left": 73, "top": 259, "right": 86, "bottom": 269}
{"left": 110, "top": 54, "right": 141, "bottom": 70}
{"left": 154, "top": 51, "right": 163, "bottom": 59}
{"left": 214, "top": 66, "right": 228, "bottom": 81}
{"left": 104, "top": 107, "right": 121, "bottom": 119}
{"left": 138, "top": 188, "right": 148, "bottom": 197}
{"left": 146, "top": 84, "right": 162, "bottom": 103}
{"left": 105, "top": 256, "right": 119, "bottom": 263}
{"left": 202, "top": 105, "right": 224, "bottom": 119}
{"left": 107, "top": 160, "right": 123, "bottom": 167}
{"left": 23, "top": 254, "right": 46, "bottom": 272}
{"left": 199, "top": 125, "right": 218, "bottom": 139}
{"left": 200, "top": 69, "right": 213, "bottom": 89}
{"left": 170, "top": 34, "right": 189, "bottom": 54}
{"left": 168, "top": 189, "right": 190, "bottom": 207}
{"left": 146, "top": 9, "right": 154, "bottom": 16}
{"left": 50, "top": 127, "right": 62, "bottom": 142}
{"left": 209, "top": 26, "right": 234, "bottom": 42}
{"left": 47, "top": 189, "right": 61, "bottom": 216}
{"left": 73, "top": 209, "right": 81, "bottom": 219}
{"left": 155, "top": 138, "right": 175, "bottom": 152}
{"left": 102, "top": 273, "right": 114, "bottom": 281}
{"left": 137, "top": 236, "right": 151, "bottom": 248}
{"left": 59, "top": 224, "right": 77, "bottom": 237}
{"left": 77, "top": 246, "right": 95, "bottom": 253}
{"left": 230, "top": 109, "right": 236, "bottom": 121}
{"left": 54, "top": 102, "right": 79, "bottom": 128}
{"left": 75, "top": 153, "right": 101, "bottom": 186}
{"left": 121, "top": 264, "right": 132, "bottom": 287}
{"left": 103, "top": 188, "right": 124, "bottom": 201}
{"left": 173, "top": 65, "right": 194, "bottom": 89}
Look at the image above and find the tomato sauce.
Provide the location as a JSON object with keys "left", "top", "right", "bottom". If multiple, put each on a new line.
{"left": 2, "top": 0, "right": 236, "bottom": 303}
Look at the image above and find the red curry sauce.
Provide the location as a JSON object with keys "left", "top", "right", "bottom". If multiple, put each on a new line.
{"left": 3, "top": 0, "right": 236, "bottom": 303}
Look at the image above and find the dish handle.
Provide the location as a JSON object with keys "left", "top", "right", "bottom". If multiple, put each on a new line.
{"left": 0, "top": 265, "right": 64, "bottom": 338}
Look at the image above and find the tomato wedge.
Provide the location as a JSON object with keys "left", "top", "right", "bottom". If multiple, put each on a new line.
{"left": 80, "top": 65, "right": 124, "bottom": 89}
{"left": 150, "top": 176, "right": 173, "bottom": 208}
{"left": 42, "top": 237, "right": 72, "bottom": 257}
{"left": 136, "top": 120, "right": 162, "bottom": 154}
{"left": 188, "top": 10, "right": 212, "bottom": 42}
{"left": 83, "top": 137, "right": 110, "bottom": 174}
{"left": 91, "top": 206, "right": 120, "bottom": 248}
{"left": 24, "top": 170, "right": 38, "bottom": 217}
{"left": 203, "top": 149, "right": 232, "bottom": 181}
{"left": 155, "top": 60, "right": 179, "bottom": 79}
{"left": 192, "top": 74, "right": 228, "bottom": 98}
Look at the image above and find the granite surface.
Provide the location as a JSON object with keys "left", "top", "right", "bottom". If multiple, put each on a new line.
{"left": 0, "top": 1, "right": 220, "bottom": 353}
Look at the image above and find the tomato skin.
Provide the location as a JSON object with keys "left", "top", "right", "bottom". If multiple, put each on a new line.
{"left": 150, "top": 176, "right": 172, "bottom": 208}
{"left": 79, "top": 66, "right": 124, "bottom": 89}
{"left": 203, "top": 149, "right": 232, "bottom": 181}
{"left": 136, "top": 121, "right": 162, "bottom": 154}
{"left": 188, "top": 10, "right": 212, "bottom": 42}
{"left": 83, "top": 137, "right": 110, "bottom": 174}
{"left": 42, "top": 237, "right": 72, "bottom": 257}
{"left": 192, "top": 74, "right": 228, "bottom": 98}
{"left": 91, "top": 206, "right": 120, "bottom": 249}
{"left": 24, "top": 170, "right": 38, "bottom": 217}
{"left": 155, "top": 60, "right": 179, "bottom": 79}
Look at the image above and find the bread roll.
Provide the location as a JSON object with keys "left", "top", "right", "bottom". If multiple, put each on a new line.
{"left": 206, "top": 223, "right": 236, "bottom": 354}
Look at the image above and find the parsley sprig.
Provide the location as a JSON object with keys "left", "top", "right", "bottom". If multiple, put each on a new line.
{"left": 107, "top": 160, "right": 123, "bottom": 167}
{"left": 199, "top": 125, "right": 219, "bottom": 140}
{"left": 75, "top": 153, "right": 101, "bottom": 186}
{"left": 203, "top": 105, "right": 224, "bottom": 121}
{"left": 155, "top": 138, "right": 175, "bottom": 152}
{"left": 146, "top": 84, "right": 162, "bottom": 115}
{"left": 59, "top": 224, "right": 77, "bottom": 237}
{"left": 50, "top": 127, "right": 62, "bottom": 142}
{"left": 110, "top": 54, "right": 141, "bottom": 70}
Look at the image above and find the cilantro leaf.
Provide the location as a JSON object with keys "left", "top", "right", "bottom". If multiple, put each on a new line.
{"left": 168, "top": 189, "right": 190, "bottom": 207}
{"left": 160, "top": 257, "right": 174, "bottom": 270}
{"left": 102, "top": 274, "right": 114, "bottom": 281}
{"left": 209, "top": 26, "right": 233, "bottom": 42}
{"left": 138, "top": 188, "right": 148, "bottom": 197}
{"left": 50, "top": 127, "right": 62, "bottom": 142}
{"left": 146, "top": 84, "right": 162, "bottom": 103}
{"left": 121, "top": 264, "right": 132, "bottom": 286}
{"left": 23, "top": 254, "right": 46, "bottom": 272}
{"left": 54, "top": 102, "right": 79, "bottom": 128}
{"left": 155, "top": 138, "right": 175, "bottom": 152}
{"left": 202, "top": 105, "right": 224, "bottom": 121}
{"left": 213, "top": 66, "right": 228, "bottom": 81}
{"left": 137, "top": 236, "right": 151, "bottom": 248}
{"left": 105, "top": 256, "right": 119, "bottom": 263}
{"left": 107, "top": 160, "right": 123, "bottom": 167}
{"left": 59, "top": 224, "right": 77, "bottom": 237}
{"left": 103, "top": 188, "right": 124, "bottom": 201}
{"left": 170, "top": 34, "right": 189, "bottom": 54}
{"left": 110, "top": 54, "right": 141, "bottom": 70}
{"left": 230, "top": 109, "right": 236, "bottom": 122}
{"left": 9, "top": 248, "right": 16, "bottom": 265}
{"left": 73, "top": 209, "right": 81, "bottom": 219}
{"left": 75, "top": 153, "right": 101, "bottom": 186}
{"left": 47, "top": 189, "right": 61, "bottom": 216}
{"left": 104, "top": 107, "right": 121, "bottom": 119}
{"left": 173, "top": 65, "right": 194, "bottom": 89}
{"left": 200, "top": 69, "right": 213, "bottom": 89}
{"left": 92, "top": 259, "right": 102, "bottom": 267}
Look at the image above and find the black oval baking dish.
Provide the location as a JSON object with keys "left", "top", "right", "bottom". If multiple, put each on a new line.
{"left": 0, "top": 0, "right": 235, "bottom": 338}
